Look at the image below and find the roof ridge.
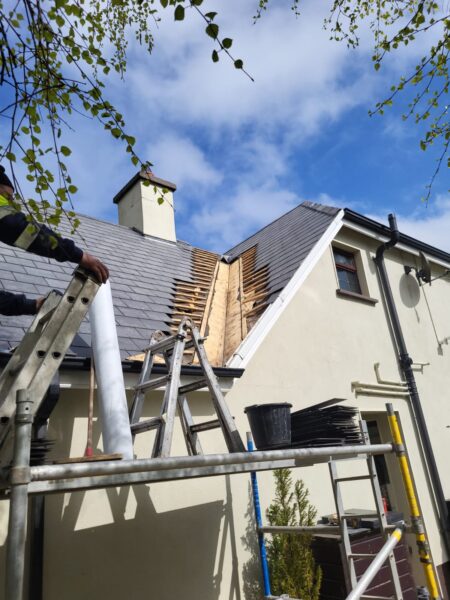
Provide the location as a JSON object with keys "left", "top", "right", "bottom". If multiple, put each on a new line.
{"left": 302, "top": 200, "right": 341, "bottom": 215}
{"left": 62, "top": 210, "right": 215, "bottom": 255}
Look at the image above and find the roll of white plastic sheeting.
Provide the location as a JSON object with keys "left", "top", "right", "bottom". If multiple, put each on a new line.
{"left": 89, "top": 281, "right": 134, "bottom": 460}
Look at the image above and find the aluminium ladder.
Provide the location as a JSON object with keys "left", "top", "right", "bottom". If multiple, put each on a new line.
{"left": 329, "top": 420, "right": 403, "bottom": 600}
{"left": 129, "top": 316, "right": 246, "bottom": 458}
{"left": 0, "top": 268, "right": 100, "bottom": 466}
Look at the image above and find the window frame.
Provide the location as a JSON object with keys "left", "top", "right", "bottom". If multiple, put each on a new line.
{"left": 331, "top": 243, "right": 378, "bottom": 305}
{"left": 333, "top": 247, "right": 362, "bottom": 295}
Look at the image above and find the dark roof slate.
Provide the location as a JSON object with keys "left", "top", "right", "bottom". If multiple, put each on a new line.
{"left": 0, "top": 200, "right": 339, "bottom": 359}
{"left": 0, "top": 215, "right": 207, "bottom": 359}
{"left": 226, "top": 201, "right": 340, "bottom": 304}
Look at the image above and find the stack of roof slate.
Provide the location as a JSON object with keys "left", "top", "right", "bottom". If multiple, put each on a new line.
{"left": 291, "top": 400, "right": 364, "bottom": 447}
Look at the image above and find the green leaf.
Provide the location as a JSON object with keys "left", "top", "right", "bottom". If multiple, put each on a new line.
{"left": 374, "top": 62, "right": 381, "bottom": 71}
{"left": 5, "top": 152, "right": 16, "bottom": 162}
{"left": 131, "top": 155, "right": 139, "bottom": 166}
{"left": 60, "top": 146, "right": 71, "bottom": 156}
{"left": 222, "top": 38, "right": 232, "bottom": 49}
{"left": 234, "top": 59, "right": 243, "bottom": 69}
{"left": 205, "top": 23, "right": 219, "bottom": 39}
{"left": 205, "top": 12, "right": 217, "bottom": 20}
{"left": 160, "top": 0, "right": 168, "bottom": 7}
{"left": 111, "top": 128, "right": 121, "bottom": 138}
{"left": 174, "top": 5, "right": 185, "bottom": 21}
{"left": 212, "top": 49, "right": 219, "bottom": 62}
{"left": 68, "top": 185, "right": 78, "bottom": 194}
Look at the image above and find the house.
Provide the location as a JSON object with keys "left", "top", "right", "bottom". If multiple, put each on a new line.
{"left": 0, "top": 169, "right": 449, "bottom": 600}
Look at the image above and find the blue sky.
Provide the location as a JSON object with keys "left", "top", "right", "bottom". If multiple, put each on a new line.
{"left": 6, "top": 1, "right": 450, "bottom": 253}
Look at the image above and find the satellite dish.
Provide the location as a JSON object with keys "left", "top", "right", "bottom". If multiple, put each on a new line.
{"left": 416, "top": 251, "right": 432, "bottom": 284}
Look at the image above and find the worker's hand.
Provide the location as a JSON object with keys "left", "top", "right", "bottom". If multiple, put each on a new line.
{"left": 80, "top": 252, "right": 109, "bottom": 284}
{"left": 35, "top": 297, "right": 45, "bottom": 313}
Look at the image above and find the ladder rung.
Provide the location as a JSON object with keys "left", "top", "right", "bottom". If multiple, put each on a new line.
{"left": 334, "top": 474, "right": 374, "bottom": 482}
{"left": 144, "top": 338, "right": 195, "bottom": 354}
{"left": 190, "top": 419, "right": 221, "bottom": 433}
{"left": 348, "top": 553, "right": 377, "bottom": 558}
{"left": 131, "top": 417, "right": 163, "bottom": 434}
{"left": 135, "top": 375, "right": 170, "bottom": 392}
{"left": 178, "top": 378, "right": 208, "bottom": 395}
{"left": 144, "top": 335, "right": 179, "bottom": 354}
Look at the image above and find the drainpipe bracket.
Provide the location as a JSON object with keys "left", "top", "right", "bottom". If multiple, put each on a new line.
{"left": 399, "top": 354, "right": 413, "bottom": 369}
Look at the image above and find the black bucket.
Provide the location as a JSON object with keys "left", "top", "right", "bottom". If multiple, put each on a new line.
{"left": 244, "top": 403, "right": 292, "bottom": 450}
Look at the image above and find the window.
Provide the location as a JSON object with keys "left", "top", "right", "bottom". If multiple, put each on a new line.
{"left": 333, "top": 247, "right": 362, "bottom": 294}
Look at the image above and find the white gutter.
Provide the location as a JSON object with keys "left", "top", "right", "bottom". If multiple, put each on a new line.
{"left": 227, "top": 210, "right": 345, "bottom": 369}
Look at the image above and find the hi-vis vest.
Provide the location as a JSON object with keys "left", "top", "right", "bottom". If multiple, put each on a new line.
{"left": 0, "top": 194, "right": 39, "bottom": 250}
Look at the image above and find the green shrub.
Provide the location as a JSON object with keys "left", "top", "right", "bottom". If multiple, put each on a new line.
{"left": 266, "top": 469, "right": 322, "bottom": 600}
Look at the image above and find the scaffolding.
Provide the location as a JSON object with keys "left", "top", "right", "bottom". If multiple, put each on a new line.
{"left": 0, "top": 387, "right": 442, "bottom": 600}
{"left": 0, "top": 270, "right": 443, "bottom": 600}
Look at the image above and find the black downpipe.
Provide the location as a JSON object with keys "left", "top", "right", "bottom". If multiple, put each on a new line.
{"left": 374, "top": 214, "right": 450, "bottom": 550}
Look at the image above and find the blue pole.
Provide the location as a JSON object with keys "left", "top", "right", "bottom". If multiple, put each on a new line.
{"left": 247, "top": 432, "right": 272, "bottom": 597}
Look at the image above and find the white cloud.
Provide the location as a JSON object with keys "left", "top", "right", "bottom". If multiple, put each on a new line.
{"left": 149, "top": 134, "right": 222, "bottom": 190}
{"left": 127, "top": 1, "right": 376, "bottom": 139}
{"left": 189, "top": 183, "right": 301, "bottom": 251}
{"left": 368, "top": 194, "right": 450, "bottom": 253}
{"left": 186, "top": 183, "right": 346, "bottom": 252}
{"left": 4, "top": 0, "right": 441, "bottom": 249}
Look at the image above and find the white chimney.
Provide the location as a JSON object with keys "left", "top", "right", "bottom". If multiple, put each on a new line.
{"left": 113, "top": 169, "right": 177, "bottom": 242}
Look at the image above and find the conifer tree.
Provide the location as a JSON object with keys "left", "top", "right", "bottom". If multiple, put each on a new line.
{"left": 266, "top": 469, "right": 322, "bottom": 600}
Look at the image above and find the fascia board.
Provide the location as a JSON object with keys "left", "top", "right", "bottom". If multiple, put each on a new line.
{"left": 343, "top": 220, "right": 450, "bottom": 270}
{"left": 227, "top": 209, "right": 345, "bottom": 369}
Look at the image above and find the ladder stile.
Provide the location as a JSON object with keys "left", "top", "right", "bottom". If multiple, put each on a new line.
{"left": 154, "top": 328, "right": 187, "bottom": 458}
{"left": 329, "top": 460, "right": 358, "bottom": 591}
{"left": 178, "top": 395, "right": 203, "bottom": 455}
{"left": 360, "top": 420, "right": 403, "bottom": 600}
{"left": 129, "top": 338, "right": 156, "bottom": 428}
{"left": 189, "top": 322, "right": 245, "bottom": 453}
{"left": 328, "top": 421, "right": 404, "bottom": 600}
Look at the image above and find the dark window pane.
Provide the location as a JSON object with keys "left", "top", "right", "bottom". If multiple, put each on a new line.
{"left": 337, "top": 268, "right": 362, "bottom": 294}
{"left": 333, "top": 249, "right": 356, "bottom": 269}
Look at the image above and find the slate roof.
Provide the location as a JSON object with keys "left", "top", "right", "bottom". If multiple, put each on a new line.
{"left": 0, "top": 216, "right": 213, "bottom": 358}
{"left": 0, "top": 201, "right": 339, "bottom": 360}
{"left": 225, "top": 201, "right": 340, "bottom": 304}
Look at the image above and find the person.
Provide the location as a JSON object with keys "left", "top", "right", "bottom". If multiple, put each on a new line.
{"left": 0, "top": 165, "right": 109, "bottom": 316}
